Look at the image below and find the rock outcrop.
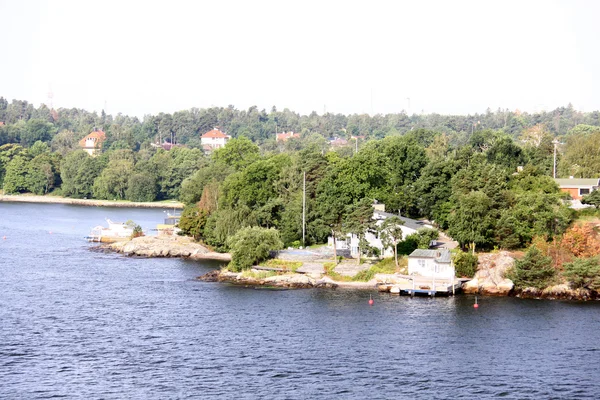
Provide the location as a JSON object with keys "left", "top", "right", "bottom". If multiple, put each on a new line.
{"left": 515, "top": 284, "right": 597, "bottom": 300}
{"left": 462, "top": 251, "right": 515, "bottom": 295}
{"left": 200, "top": 269, "right": 317, "bottom": 289}
{"left": 106, "top": 235, "right": 231, "bottom": 261}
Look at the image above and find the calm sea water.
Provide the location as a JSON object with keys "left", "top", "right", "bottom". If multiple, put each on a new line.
{"left": 1, "top": 202, "right": 600, "bottom": 399}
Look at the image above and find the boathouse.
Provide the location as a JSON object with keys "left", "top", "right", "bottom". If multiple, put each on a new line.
{"left": 407, "top": 249, "right": 454, "bottom": 280}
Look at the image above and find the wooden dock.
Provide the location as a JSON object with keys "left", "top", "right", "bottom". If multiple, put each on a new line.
{"left": 380, "top": 276, "right": 463, "bottom": 297}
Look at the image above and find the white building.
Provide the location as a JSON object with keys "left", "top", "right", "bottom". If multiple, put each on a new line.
{"left": 327, "top": 208, "right": 436, "bottom": 258}
{"left": 201, "top": 128, "right": 231, "bottom": 150}
{"left": 407, "top": 249, "right": 454, "bottom": 280}
{"left": 78, "top": 128, "right": 106, "bottom": 156}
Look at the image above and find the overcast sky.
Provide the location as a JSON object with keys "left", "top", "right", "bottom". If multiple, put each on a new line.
{"left": 1, "top": 0, "right": 599, "bottom": 118}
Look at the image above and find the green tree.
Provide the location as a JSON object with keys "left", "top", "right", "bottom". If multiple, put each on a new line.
{"left": 507, "top": 246, "right": 556, "bottom": 289}
{"left": 416, "top": 228, "right": 439, "bottom": 249}
{"left": 227, "top": 226, "right": 283, "bottom": 271}
{"left": 343, "top": 198, "right": 377, "bottom": 264}
{"left": 3, "top": 156, "right": 29, "bottom": 193}
{"left": 213, "top": 136, "right": 260, "bottom": 171}
{"left": 21, "top": 119, "right": 56, "bottom": 146}
{"left": 378, "top": 216, "right": 404, "bottom": 267}
{"left": 447, "top": 191, "right": 494, "bottom": 253}
{"left": 178, "top": 205, "right": 209, "bottom": 241}
{"left": 28, "top": 153, "right": 58, "bottom": 194}
{"left": 125, "top": 172, "right": 157, "bottom": 202}
{"left": 581, "top": 190, "right": 600, "bottom": 208}
{"left": 563, "top": 257, "right": 600, "bottom": 290}
{"left": 93, "top": 158, "right": 134, "bottom": 200}
{"left": 61, "top": 151, "right": 106, "bottom": 198}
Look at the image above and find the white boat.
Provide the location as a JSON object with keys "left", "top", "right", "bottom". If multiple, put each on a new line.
{"left": 86, "top": 219, "right": 135, "bottom": 243}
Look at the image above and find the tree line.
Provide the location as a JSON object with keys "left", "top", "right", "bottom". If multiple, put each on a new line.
{"left": 3, "top": 96, "right": 600, "bottom": 270}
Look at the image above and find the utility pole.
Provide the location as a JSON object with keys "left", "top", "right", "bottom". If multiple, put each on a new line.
{"left": 552, "top": 139, "right": 560, "bottom": 178}
{"left": 302, "top": 171, "right": 306, "bottom": 248}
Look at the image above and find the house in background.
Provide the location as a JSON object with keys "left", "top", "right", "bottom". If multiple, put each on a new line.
{"left": 79, "top": 128, "right": 106, "bottom": 156}
{"left": 554, "top": 178, "right": 600, "bottom": 200}
{"left": 201, "top": 128, "right": 231, "bottom": 151}
{"left": 328, "top": 203, "right": 436, "bottom": 258}
{"left": 407, "top": 249, "right": 454, "bottom": 280}
{"left": 276, "top": 131, "right": 300, "bottom": 142}
{"left": 329, "top": 137, "right": 349, "bottom": 147}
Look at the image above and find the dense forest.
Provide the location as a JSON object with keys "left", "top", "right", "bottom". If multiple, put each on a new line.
{"left": 3, "top": 96, "right": 600, "bottom": 282}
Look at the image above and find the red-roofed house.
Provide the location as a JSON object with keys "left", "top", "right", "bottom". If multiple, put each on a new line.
{"left": 276, "top": 131, "right": 300, "bottom": 142}
{"left": 79, "top": 128, "right": 106, "bottom": 156}
{"left": 201, "top": 128, "right": 231, "bottom": 150}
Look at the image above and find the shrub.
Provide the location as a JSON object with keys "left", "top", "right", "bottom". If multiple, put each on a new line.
{"left": 507, "top": 246, "right": 556, "bottom": 289}
{"left": 563, "top": 257, "right": 600, "bottom": 290}
{"left": 227, "top": 227, "right": 283, "bottom": 271}
{"left": 453, "top": 250, "right": 478, "bottom": 278}
{"left": 397, "top": 234, "right": 419, "bottom": 255}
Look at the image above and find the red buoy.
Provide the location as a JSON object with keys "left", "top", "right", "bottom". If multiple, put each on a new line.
{"left": 368, "top": 294, "right": 374, "bottom": 306}
{"left": 474, "top": 296, "right": 479, "bottom": 308}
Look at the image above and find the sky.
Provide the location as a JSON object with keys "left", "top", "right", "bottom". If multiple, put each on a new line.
{"left": 1, "top": 0, "right": 599, "bottom": 118}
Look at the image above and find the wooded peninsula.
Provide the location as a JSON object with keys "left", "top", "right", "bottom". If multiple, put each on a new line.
{"left": 2, "top": 97, "right": 600, "bottom": 296}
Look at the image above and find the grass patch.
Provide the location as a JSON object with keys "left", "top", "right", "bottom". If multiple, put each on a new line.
{"left": 351, "top": 257, "right": 407, "bottom": 282}
{"left": 323, "top": 262, "right": 353, "bottom": 282}
{"left": 263, "top": 259, "right": 303, "bottom": 272}
{"left": 240, "top": 270, "right": 278, "bottom": 279}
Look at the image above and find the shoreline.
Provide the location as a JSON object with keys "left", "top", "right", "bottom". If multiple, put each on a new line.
{"left": 0, "top": 194, "right": 184, "bottom": 209}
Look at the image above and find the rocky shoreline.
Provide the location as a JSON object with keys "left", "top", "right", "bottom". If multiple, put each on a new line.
{"left": 104, "top": 235, "right": 231, "bottom": 261}
{"left": 98, "top": 237, "right": 598, "bottom": 300}
{"left": 0, "top": 194, "right": 184, "bottom": 209}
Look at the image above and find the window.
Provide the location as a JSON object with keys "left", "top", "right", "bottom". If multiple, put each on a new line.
{"left": 418, "top": 259, "right": 425, "bottom": 268}
{"left": 580, "top": 188, "right": 590, "bottom": 196}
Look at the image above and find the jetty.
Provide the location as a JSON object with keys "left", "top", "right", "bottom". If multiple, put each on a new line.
{"left": 378, "top": 275, "right": 464, "bottom": 296}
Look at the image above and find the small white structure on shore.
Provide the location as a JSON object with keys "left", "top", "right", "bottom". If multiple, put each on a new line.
{"left": 87, "top": 219, "right": 135, "bottom": 242}
{"left": 407, "top": 249, "right": 454, "bottom": 280}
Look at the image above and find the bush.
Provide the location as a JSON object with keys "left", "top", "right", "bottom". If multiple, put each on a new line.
{"left": 453, "top": 250, "right": 478, "bottom": 278}
{"left": 507, "top": 246, "right": 556, "bottom": 289}
{"left": 563, "top": 257, "right": 600, "bottom": 290}
{"left": 397, "top": 234, "right": 419, "bottom": 255}
{"left": 227, "top": 227, "right": 283, "bottom": 271}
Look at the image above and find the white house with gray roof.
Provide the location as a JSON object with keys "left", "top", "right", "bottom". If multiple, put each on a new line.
{"left": 408, "top": 249, "right": 454, "bottom": 280}
{"left": 327, "top": 206, "right": 436, "bottom": 258}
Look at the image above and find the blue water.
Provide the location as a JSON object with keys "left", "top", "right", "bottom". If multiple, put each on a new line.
{"left": 1, "top": 202, "right": 599, "bottom": 399}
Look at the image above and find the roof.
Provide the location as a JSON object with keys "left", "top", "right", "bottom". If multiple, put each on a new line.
{"left": 409, "top": 248, "right": 451, "bottom": 263}
{"left": 79, "top": 129, "right": 106, "bottom": 148}
{"left": 329, "top": 137, "right": 348, "bottom": 146}
{"left": 201, "top": 129, "right": 230, "bottom": 139}
{"left": 555, "top": 178, "right": 600, "bottom": 188}
{"left": 276, "top": 132, "right": 300, "bottom": 141}
{"left": 374, "top": 210, "right": 433, "bottom": 232}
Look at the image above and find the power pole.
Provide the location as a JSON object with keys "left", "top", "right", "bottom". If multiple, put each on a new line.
{"left": 302, "top": 171, "right": 306, "bottom": 248}
{"left": 552, "top": 139, "right": 560, "bottom": 178}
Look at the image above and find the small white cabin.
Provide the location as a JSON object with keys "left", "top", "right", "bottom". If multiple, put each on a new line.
{"left": 408, "top": 249, "right": 454, "bottom": 280}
